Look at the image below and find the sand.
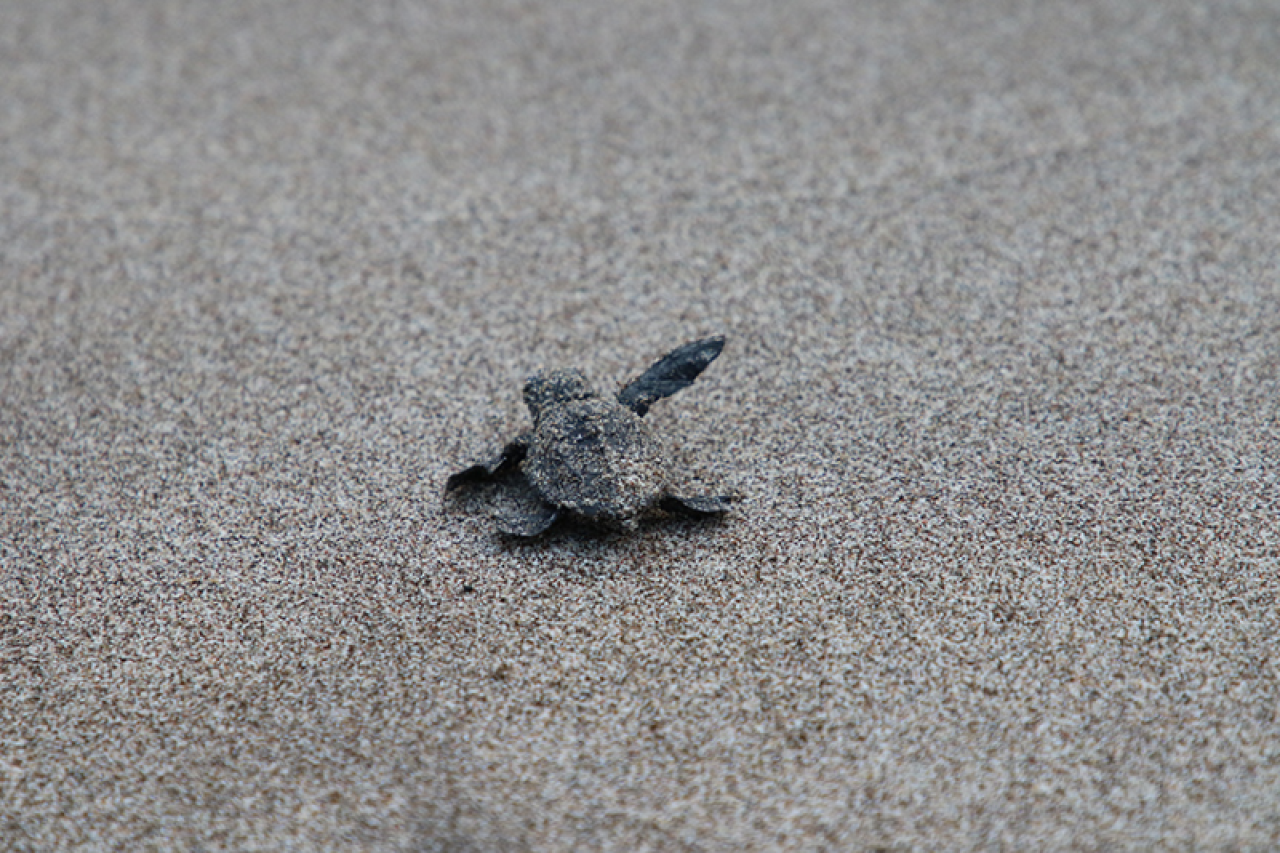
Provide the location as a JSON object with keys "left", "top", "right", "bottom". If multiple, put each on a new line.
{"left": 3, "top": 0, "right": 1278, "bottom": 849}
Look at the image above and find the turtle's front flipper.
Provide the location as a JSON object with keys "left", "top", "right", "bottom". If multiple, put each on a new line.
{"left": 445, "top": 432, "right": 530, "bottom": 492}
{"left": 617, "top": 335, "right": 725, "bottom": 417}
{"left": 497, "top": 502, "right": 560, "bottom": 538}
{"left": 660, "top": 493, "right": 734, "bottom": 517}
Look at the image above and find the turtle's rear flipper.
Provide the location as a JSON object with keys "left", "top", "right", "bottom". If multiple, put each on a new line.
{"left": 661, "top": 494, "right": 734, "bottom": 517}
{"left": 497, "top": 502, "right": 560, "bottom": 537}
{"left": 453, "top": 449, "right": 561, "bottom": 537}
{"left": 617, "top": 336, "right": 725, "bottom": 417}
{"left": 445, "top": 433, "right": 530, "bottom": 491}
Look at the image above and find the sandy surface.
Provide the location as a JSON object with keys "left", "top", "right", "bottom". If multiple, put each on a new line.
{"left": 3, "top": 0, "right": 1279, "bottom": 849}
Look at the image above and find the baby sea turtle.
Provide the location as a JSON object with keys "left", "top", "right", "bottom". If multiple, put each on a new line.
{"left": 446, "top": 335, "right": 733, "bottom": 537}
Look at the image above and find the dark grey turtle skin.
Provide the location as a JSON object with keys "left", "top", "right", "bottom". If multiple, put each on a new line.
{"left": 446, "top": 336, "right": 732, "bottom": 537}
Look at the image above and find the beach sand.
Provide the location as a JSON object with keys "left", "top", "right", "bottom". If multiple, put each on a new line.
{"left": 3, "top": 1, "right": 1278, "bottom": 849}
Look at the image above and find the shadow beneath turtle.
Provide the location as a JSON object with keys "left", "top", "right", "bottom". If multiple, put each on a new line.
{"left": 447, "top": 461, "right": 733, "bottom": 546}
{"left": 493, "top": 506, "right": 731, "bottom": 550}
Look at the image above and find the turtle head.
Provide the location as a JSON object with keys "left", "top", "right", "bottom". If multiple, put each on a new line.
{"left": 523, "top": 369, "right": 597, "bottom": 421}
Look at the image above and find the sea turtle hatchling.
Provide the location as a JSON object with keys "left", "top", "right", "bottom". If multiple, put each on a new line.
{"left": 446, "top": 335, "right": 733, "bottom": 537}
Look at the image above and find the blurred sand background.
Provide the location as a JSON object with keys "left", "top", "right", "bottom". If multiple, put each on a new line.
{"left": 3, "top": 0, "right": 1278, "bottom": 849}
